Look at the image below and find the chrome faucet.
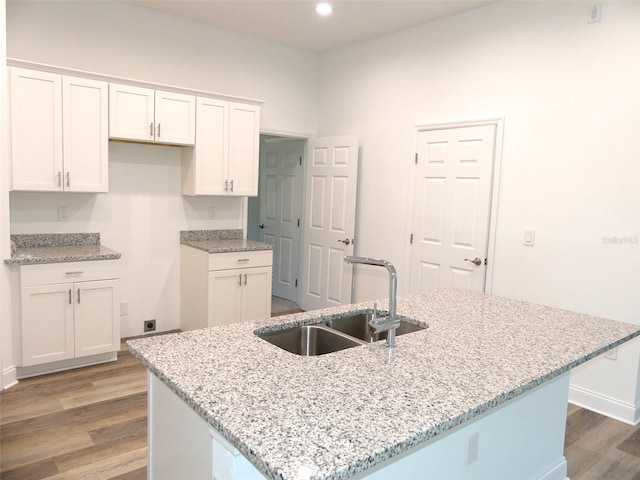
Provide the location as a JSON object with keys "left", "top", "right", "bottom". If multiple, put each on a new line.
{"left": 344, "top": 256, "right": 400, "bottom": 347}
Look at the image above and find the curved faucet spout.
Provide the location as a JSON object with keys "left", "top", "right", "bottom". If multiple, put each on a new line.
{"left": 344, "top": 256, "right": 399, "bottom": 347}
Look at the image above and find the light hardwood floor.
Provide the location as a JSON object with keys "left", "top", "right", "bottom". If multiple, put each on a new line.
{"left": 2, "top": 331, "right": 640, "bottom": 479}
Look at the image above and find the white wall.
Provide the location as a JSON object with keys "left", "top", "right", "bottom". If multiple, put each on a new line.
{"left": 317, "top": 1, "right": 640, "bottom": 422}
{"left": 5, "top": 1, "right": 319, "bottom": 342}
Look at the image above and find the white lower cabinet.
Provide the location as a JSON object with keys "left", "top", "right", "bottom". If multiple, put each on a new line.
{"left": 181, "top": 247, "right": 272, "bottom": 331}
{"left": 19, "top": 261, "right": 120, "bottom": 371}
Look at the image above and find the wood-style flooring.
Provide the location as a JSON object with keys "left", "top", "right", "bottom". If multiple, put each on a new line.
{"left": 2, "top": 323, "right": 640, "bottom": 479}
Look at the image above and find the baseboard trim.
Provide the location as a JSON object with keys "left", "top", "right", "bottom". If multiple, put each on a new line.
{"left": 536, "top": 457, "right": 568, "bottom": 480}
{"left": 569, "top": 384, "right": 640, "bottom": 426}
{"left": 2, "top": 365, "right": 18, "bottom": 390}
{"left": 17, "top": 352, "right": 118, "bottom": 380}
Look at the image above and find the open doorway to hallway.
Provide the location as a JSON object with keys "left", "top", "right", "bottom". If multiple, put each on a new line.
{"left": 248, "top": 134, "right": 306, "bottom": 312}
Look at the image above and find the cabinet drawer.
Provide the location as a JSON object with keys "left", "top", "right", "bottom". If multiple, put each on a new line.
{"left": 208, "top": 250, "right": 272, "bottom": 271}
{"left": 21, "top": 260, "right": 120, "bottom": 287}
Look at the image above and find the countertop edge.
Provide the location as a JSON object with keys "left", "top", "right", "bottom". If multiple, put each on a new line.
{"left": 126, "top": 296, "right": 640, "bottom": 480}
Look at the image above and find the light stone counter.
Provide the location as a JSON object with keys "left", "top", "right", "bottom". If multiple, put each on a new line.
{"left": 127, "top": 289, "right": 640, "bottom": 480}
{"left": 180, "top": 228, "right": 273, "bottom": 253}
{"left": 5, "top": 233, "right": 121, "bottom": 265}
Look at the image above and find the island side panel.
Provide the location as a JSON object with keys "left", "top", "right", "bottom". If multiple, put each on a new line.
{"left": 355, "top": 373, "right": 570, "bottom": 480}
{"left": 148, "top": 372, "right": 213, "bottom": 479}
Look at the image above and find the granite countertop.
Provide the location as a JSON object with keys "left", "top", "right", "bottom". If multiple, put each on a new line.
{"left": 127, "top": 289, "right": 640, "bottom": 480}
{"left": 180, "top": 228, "right": 273, "bottom": 253}
{"left": 5, "top": 233, "right": 121, "bottom": 265}
{"left": 181, "top": 238, "right": 274, "bottom": 253}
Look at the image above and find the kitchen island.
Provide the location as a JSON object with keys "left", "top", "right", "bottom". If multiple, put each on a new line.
{"left": 128, "top": 289, "right": 640, "bottom": 480}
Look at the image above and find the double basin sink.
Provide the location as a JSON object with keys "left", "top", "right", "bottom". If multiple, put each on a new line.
{"left": 257, "top": 312, "right": 425, "bottom": 356}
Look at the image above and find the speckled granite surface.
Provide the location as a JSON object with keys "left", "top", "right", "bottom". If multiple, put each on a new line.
{"left": 128, "top": 289, "right": 640, "bottom": 480}
{"left": 180, "top": 229, "right": 273, "bottom": 253}
{"left": 5, "top": 233, "right": 121, "bottom": 265}
{"left": 180, "top": 229, "right": 243, "bottom": 242}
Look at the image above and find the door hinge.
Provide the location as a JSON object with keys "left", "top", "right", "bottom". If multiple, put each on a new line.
{"left": 295, "top": 278, "right": 298, "bottom": 287}
{"left": 410, "top": 233, "right": 414, "bottom": 244}
{"left": 415, "top": 153, "right": 418, "bottom": 164}
{"left": 484, "top": 258, "right": 488, "bottom": 266}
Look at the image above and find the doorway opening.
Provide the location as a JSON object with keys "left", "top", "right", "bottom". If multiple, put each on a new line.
{"left": 248, "top": 134, "right": 306, "bottom": 312}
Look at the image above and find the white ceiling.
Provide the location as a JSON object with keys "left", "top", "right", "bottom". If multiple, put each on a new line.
{"left": 121, "top": 1, "right": 494, "bottom": 53}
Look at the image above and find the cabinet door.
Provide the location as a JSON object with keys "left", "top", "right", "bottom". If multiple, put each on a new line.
{"left": 228, "top": 103, "right": 260, "bottom": 196}
{"left": 208, "top": 269, "right": 243, "bottom": 327}
{"left": 10, "top": 67, "right": 63, "bottom": 191}
{"left": 182, "top": 97, "right": 229, "bottom": 196}
{"left": 241, "top": 266, "right": 272, "bottom": 322}
{"left": 109, "top": 83, "right": 155, "bottom": 142}
{"left": 21, "top": 283, "right": 74, "bottom": 366}
{"left": 75, "top": 279, "right": 121, "bottom": 358}
{"left": 155, "top": 91, "right": 196, "bottom": 145}
{"left": 63, "top": 76, "right": 109, "bottom": 192}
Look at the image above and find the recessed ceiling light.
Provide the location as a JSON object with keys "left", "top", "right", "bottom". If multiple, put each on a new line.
{"left": 315, "top": 3, "right": 333, "bottom": 16}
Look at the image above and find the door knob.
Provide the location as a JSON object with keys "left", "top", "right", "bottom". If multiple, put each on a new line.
{"left": 259, "top": 224, "right": 264, "bottom": 229}
{"left": 464, "top": 257, "right": 482, "bottom": 266}
{"left": 338, "top": 238, "right": 351, "bottom": 245}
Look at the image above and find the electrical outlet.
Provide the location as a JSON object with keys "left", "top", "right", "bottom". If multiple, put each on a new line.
{"left": 588, "top": 3, "right": 602, "bottom": 24}
{"left": 58, "top": 206, "right": 69, "bottom": 221}
{"left": 465, "top": 432, "right": 479, "bottom": 466}
{"left": 120, "top": 301, "right": 129, "bottom": 315}
{"left": 144, "top": 320, "right": 156, "bottom": 332}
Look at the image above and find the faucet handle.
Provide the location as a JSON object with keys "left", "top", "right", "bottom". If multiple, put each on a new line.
{"left": 372, "top": 302, "right": 378, "bottom": 319}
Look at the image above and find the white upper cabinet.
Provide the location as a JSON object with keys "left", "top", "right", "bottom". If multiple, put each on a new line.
{"left": 109, "top": 83, "right": 196, "bottom": 145}
{"left": 62, "top": 76, "right": 109, "bottom": 192}
{"left": 10, "top": 67, "right": 108, "bottom": 192}
{"left": 182, "top": 98, "right": 260, "bottom": 196}
{"left": 228, "top": 102, "right": 260, "bottom": 196}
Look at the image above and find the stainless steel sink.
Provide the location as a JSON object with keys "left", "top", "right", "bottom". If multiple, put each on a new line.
{"left": 325, "top": 313, "right": 426, "bottom": 343}
{"left": 258, "top": 324, "right": 367, "bottom": 356}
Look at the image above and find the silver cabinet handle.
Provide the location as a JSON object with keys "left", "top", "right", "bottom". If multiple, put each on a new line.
{"left": 464, "top": 257, "right": 482, "bottom": 266}
{"left": 150, "top": 122, "right": 154, "bottom": 137}
{"left": 58, "top": 171, "right": 62, "bottom": 187}
{"left": 68, "top": 289, "right": 72, "bottom": 305}
{"left": 157, "top": 123, "right": 161, "bottom": 137}
{"left": 224, "top": 180, "right": 228, "bottom": 192}
{"left": 338, "top": 238, "right": 351, "bottom": 245}
{"left": 65, "top": 271, "right": 83, "bottom": 275}
{"left": 66, "top": 172, "right": 70, "bottom": 188}
{"left": 238, "top": 273, "right": 242, "bottom": 286}
{"left": 230, "top": 179, "right": 234, "bottom": 192}
{"left": 244, "top": 273, "right": 248, "bottom": 285}
{"left": 237, "top": 258, "right": 250, "bottom": 262}
{"left": 77, "top": 288, "right": 81, "bottom": 304}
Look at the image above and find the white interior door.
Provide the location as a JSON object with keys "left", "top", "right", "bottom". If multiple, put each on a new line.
{"left": 300, "top": 135, "right": 358, "bottom": 311}
{"left": 409, "top": 124, "right": 496, "bottom": 293}
{"left": 258, "top": 138, "right": 304, "bottom": 302}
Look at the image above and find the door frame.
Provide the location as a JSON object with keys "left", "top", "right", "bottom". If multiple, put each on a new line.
{"left": 248, "top": 129, "right": 311, "bottom": 306}
{"left": 404, "top": 117, "right": 504, "bottom": 294}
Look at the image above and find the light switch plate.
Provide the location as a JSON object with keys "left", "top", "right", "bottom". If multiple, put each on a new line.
{"left": 524, "top": 229, "right": 535, "bottom": 246}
